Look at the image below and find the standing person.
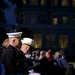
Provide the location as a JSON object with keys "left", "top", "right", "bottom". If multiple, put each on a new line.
{"left": 1, "top": 32, "right": 23, "bottom": 74}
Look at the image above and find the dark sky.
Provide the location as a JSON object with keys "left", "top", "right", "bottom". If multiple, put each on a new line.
{"left": 4, "top": 0, "right": 16, "bottom": 25}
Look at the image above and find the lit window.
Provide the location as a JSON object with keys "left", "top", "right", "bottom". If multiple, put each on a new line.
{"left": 62, "top": 0, "right": 68, "bottom": 6}
{"left": 33, "top": 33, "right": 42, "bottom": 48}
{"left": 38, "top": 0, "right": 45, "bottom": 6}
{"left": 52, "top": 0, "right": 58, "bottom": 6}
{"left": 22, "top": 0, "right": 26, "bottom": 5}
{"left": 62, "top": 16, "right": 68, "bottom": 24}
{"left": 59, "top": 35, "right": 68, "bottom": 49}
{"left": 41, "top": 0, "right": 45, "bottom": 5}
{"left": 31, "top": 15, "right": 36, "bottom": 24}
{"left": 46, "top": 34, "right": 55, "bottom": 48}
{"left": 52, "top": 18, "right": 58, "bottom": 25}
{"left": 73, "top": 0, "right": 75, "bottom": 5}
{"left": 73, "top": 18, "right": 75, "bottom": 24}
{"left": 31, "top": 0, "right": 36, "bottom": 5}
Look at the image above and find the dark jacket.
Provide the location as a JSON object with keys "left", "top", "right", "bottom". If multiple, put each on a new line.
{"left": 1, "top": 45, "right": 29, "bottom": 75}
{"left": 1, "top": 45, "right": 17, "bottom": 74}
{"left": 16, "top": 50, "right": 30, "bottom": 75}
{"left": 0, "top": 47, "right": 5, "bottom": 62}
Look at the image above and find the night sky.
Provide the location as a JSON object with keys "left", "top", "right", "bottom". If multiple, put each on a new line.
{"left": 4, "top": 0, "right": 16, "bottom": 25}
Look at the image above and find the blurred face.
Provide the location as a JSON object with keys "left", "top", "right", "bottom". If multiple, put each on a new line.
{"left": 20, "top": 44, "right": 30, "bottom": 54}
{"left": 14, "top": 37, "right": 21, "bottom": 49}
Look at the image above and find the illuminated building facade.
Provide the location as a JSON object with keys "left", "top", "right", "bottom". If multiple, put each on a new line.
{"left": 15, "top": 0, "right": 75, "bottom": 56}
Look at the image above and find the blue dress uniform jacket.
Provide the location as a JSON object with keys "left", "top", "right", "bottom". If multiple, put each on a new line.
{"left": 16, "top": 50, "right": 30, "bottom": 75}
{"left": 1, "top": 45, "right": 29, "bottom": 75}
{"left": 1, "top": 45, "right": 17, "bottom": 74}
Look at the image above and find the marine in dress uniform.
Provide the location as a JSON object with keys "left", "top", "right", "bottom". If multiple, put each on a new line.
{"left": 20, "top": 38, "right": 35, "bottom": 70}
{"left": 1, "top": 32, "right": 23, "bottom": 74}
{"left": 19, "top": 38, "right": 41, "bottom": 75}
